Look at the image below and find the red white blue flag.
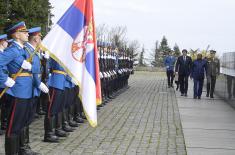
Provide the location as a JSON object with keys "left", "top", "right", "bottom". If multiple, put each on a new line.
{"left": 41, "top": 0, "right": 101, "bottom": 127}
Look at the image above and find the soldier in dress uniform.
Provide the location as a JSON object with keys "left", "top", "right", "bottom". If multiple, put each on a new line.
{"left": 24, "top": 27, "right": 49, "bottom": 152}
{"left": 44, "top": 59, "right": 68, "bottom": 142}
{"left": 0, "top": 21, "right": 40, "bottom": 155}
{"left": 97, "top": 41, "right": 105, "bottom": 107}
{"left": 0, "top": 34, "right": 9, "bottom": 135}
{"left": 206, "top": 50, "right": 220, "bottom": 98}
{"left": 62, "top": 74, "right": 79, "bottom": 129}
{"left": 73, "top": 85, "right": 84, "bottom": 123}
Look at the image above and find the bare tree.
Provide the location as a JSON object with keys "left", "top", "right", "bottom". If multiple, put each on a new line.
{"left": 96, "top": 23, "right": 109, "bottom": 41}
{"left": 109, "top": 26, "right": 127, "bottom": 48}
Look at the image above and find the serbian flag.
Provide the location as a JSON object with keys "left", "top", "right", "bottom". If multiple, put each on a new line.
{"left": 41, "top": 0, "right": 101, "bottom": 127}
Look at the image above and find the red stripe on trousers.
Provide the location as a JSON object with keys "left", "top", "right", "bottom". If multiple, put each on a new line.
{"left": 48, "top": 88, "right": 55, "bottom": 118}
{"left": 7, "top": 99, "right": 17, "bottom": 137}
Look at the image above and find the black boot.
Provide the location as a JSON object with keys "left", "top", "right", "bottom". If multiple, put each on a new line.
{"left": 19, "top": 127, "right": 41, "bottom": 155}
{"left": 44, "top": 116, "right": 59, "bottom": 142}
{"left": 73, "top": 114, "right": 84, "bottom": 124}
{"left": 5, "top": 134, "right": 19, "bottom": 155}
{"left": 62, "top": 111, "right": 74, "bottom": 132}
{"left": 36, "top": 100, "right": 46, "bottom": 115}
{"left": 68, "top": 106, "right": 79, "bottom": 127}
{"left": 55, "top": 112, "right": 70, "bottom": 137}
{"left": 74, "top": 99, "right": 85, "bottom": 123}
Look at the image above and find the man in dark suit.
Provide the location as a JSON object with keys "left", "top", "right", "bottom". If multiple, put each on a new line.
{"left": 175, "top": 49, "right": 192, "bottom": 96}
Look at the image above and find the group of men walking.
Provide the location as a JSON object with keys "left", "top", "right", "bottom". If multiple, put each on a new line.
{"left": 164, "top": 49, "right": 220, "bottom": 99}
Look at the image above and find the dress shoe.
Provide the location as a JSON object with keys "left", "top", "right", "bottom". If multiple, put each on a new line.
{"left": 184, "top": 94, "right": 188, "bottom": 97}
{"left": 210, "top": 95, "right": 214, "bottom": 98}
{"left": 63, "top": 125, "right": 74, "bottom": 132}
{"left": 55, "top": 129, "right": 69, "bottom": 137}
{"left": 19, "top": 147, "right": 41, "bottom": 155}
{"left": 198, "top": 96, "right": 201, "bottom": 99}
{"left": 181, "top": 93, "right": 184, "bottom": 96}
{"left": 69, "top": 120, "right": 79, "bottom": 127}
{"left": 74, "top": 117, "right": 84, "bottom": 123}
{"left": 44, "top": 133, "right": 59, "bottom": 143}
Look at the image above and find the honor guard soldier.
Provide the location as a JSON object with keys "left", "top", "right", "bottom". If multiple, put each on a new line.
{"left": 0, "top": 34, "right": 9, "bottom": 135}
{"left": 25, "top": 27, "right": 49, "bottom": 120}
{"left": 26, "top": 27, "right": 49, "bottom": 118}
{"left": 206, "top": 50, "right": 220, "bottom": 98}
{"left": 97, "top": 41, "right": 105, "bottom": 107}
{"left": 62, "top": 74, "right": 79, "bottom": 130}
{"left": 0, "top": 21, "right": 41, "bottom": 155}
{"left": 24, "top": 27, "right": 49, "bottom": 152}
{"left": 44, "top": 58, "right": 68, "bottom": 142}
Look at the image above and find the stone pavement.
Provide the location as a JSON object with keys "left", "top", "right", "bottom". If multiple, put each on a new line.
{"left": 0, "top": 72, "right": 187, "bottom": 155}
{"left": 177, "top": 78, "right": 235, "bottom": 155}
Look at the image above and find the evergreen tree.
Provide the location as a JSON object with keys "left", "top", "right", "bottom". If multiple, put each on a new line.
{"left": 0, "top": 0, "right": 53, "bottom": 35}
{"left": 0, "top": 0, "right": 10, "bottom": 33}
{"left": 173, "top": 43, "right": 181, "bottom": 56}
{"left": 158, "top": 36, "right": 171, "bottom": 67}
{"left": 138, "top": 47, "right": 145, "bottom": 67}
{"left": 151, "top": 41, "right": 159, "bottom": 67}
{"left": 159, "top": 36, "right": 171, "bottom": 55}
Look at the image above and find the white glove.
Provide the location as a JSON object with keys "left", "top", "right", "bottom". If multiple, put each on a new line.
{"left": 41, "top": 52, "right": 50, "bottom": 59}
{"left": 4, "top": 77, "right": 15, "bottom": 87}
{"left": 39, "top": 82, "right": 49, "bottom": 93}
{"left": 99, "top": 72, "right": 103, "bottom": 79}
{"left": 21, "top": 60, "right": 32, "bottom": 71}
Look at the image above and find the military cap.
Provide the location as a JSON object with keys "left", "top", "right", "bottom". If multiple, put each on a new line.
{"left": 97, "top": 40, "right": 101, "bottom": 47}
{"left": 28, "top": 27, "right": 42, "bottom": 36}
{"left": 6, "top": 21, "right": 28, "bottom": 34}
{"left": 209, "top": 50, "right": 216, "bottom": 53}
{"left": 0, "top": 34, "right": 7, "bottom": 41}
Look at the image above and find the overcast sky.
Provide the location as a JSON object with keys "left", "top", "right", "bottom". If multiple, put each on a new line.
{"left": 49, "top": 0, "right": 235, "bottom": 57}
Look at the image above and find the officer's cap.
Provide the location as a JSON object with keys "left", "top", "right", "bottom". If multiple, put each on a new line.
{"left": 28, "top": 27, "right": 42, "bottom": 36}
{"left": 0, "top": 34, "right": 7, "bottom": 41}
{"left": 6, "top": 21, "right": 28, "bottom": 35}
